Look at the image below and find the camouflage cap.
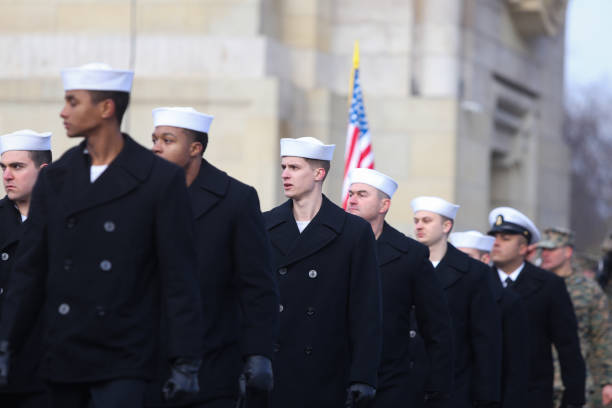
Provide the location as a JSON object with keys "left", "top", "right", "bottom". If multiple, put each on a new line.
{"left": 537, "top": 227, "right": 575, "bottom": 249}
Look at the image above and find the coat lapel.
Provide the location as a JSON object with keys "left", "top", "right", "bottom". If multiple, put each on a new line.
{"left": 189, "top": 160, "right": 229, "bottom": 220}
{"left": 0, "top": 197, "right": 22, "bottom": 249}
{"left": 436, "top": 243, "right": 468, "bottom": 289}
{"left": 377, "top": 222, "right": 409, "bottom": 267}
{"left": 63, "top": 135, "right": 153, "bottom": 216}
{"left": 512, "top": 262, "right": 545, "bottom": 299}
{"left": 268, "top": 195, "right": 345, "bottom": 267}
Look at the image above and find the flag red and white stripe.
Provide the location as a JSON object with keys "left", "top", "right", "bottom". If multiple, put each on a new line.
{"left": 342, "top": 43, "right": 374, "bottom": 209}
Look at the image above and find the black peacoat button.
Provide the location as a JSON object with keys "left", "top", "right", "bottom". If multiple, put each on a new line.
{"left": 306, "top": 307, "right": 315, "bottom": 316}
{"left": 1, "top": 252, "right": 8, "bottom": 261}
{"left": 409, "top": 330, "right": 416, "bottom": 338}
{"left": 100, "top": 260, "right": 112, "bottom": 271}
{"left": 273, "top": 343, "right": 280, "bottom": 353}
{"left": 279, "top": 304, "right": 284, "bottom": 313}
{"left": 278, "top": 268, "right": 287, "bottom": 276}
{"left": 0, "top": 287, "right": 3, "bottom": 295}
{"left": 304, "top": 346, "right": 313, "bottom": 355}
{"left": 95, "top": 306, "right": 106, "bottom": 317}
{"left": 308, "top": 269, "right": 317, "bottom": 279}
{"left": 63, "top": 258, "right": 73, "bottom": 271}
{"left": 66, "top": 217, "right": 76, "bottom": 229}
{"left": 104, "top": 221, "right": 115, "bottom": 232}
{"left": 58, "top": 303, "right": 70, "bottom": 315}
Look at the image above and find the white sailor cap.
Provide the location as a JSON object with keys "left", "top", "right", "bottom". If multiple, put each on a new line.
{"left": 487, "top": 207, "right": 541, "bottom": 244}
{"left": 0, "top": 129, "right": 52, "bottom": 155}
{"left": 411, "top": 196, "right": 460, "bottom": 220}
{"left": 280, "top": 137, "right": 335, "bottom": 161}
{"left": 153, "top": 107, "right": 214, "bottom": 134}
{"left": 349, "top": 168, "right": 398, "bottom": 198}
{"left": 449, "top": 230, "right": 495, "bottom": 252}
{"left": 61, "top": 63, "right": 134, "bottom": 92}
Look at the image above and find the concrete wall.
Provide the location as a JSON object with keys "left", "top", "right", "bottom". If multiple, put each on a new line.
{"left": 0, "top": 0, "right": 570, "bottom": 237}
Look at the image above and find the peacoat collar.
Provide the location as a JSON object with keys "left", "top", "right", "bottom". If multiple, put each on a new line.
{"left": 46, "top": 134, "right": 154, "bottom": 217}
{"left": 0, "top": 196, "right": 22, "bottom": 249}
{"left": 436, "top": 242, "right": 470, "bottom": 289}
{"left": 377, "top": 222, "right": 411, "bottom": 267}
{"left": 188, "top": 159, "right": 230, "bottom": 220}
{"left": 508, "top": 261, "right": 546, "bottom": 299}
{"left": 266, "top": 194, "right": 346, "bottom": 267}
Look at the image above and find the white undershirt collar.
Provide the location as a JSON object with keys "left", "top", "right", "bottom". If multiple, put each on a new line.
{"left": 497, "top": 262, "right": 525, "bottom": 287}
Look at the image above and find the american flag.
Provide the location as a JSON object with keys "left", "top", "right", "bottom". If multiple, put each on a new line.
{"left": 342, "top": 46, "right": 374, "bottom": 209}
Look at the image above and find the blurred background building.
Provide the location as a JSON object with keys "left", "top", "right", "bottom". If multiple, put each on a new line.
{"left": 0, "top": 0, "right": 570, "bottom": 236}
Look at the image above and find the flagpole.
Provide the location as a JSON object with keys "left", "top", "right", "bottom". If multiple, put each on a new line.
{"left": 348, "top": 41, "right": 360, "bottom": 107}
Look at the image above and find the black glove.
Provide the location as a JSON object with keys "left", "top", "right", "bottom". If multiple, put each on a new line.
{"left": 162, "top": 358, "right": 201, "bottom": 402}
{"left": 0, "top": 340, "right": 9, "bottom": 386}
{"left": 241, "top": 355, "right": 273, "bottom": 392}
{"left": 345, "top": 383, "right": 376, "bottom": 408}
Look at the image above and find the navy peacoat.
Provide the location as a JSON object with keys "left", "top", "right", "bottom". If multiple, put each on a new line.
{"left": 0, "top": 135, "right": 202, "bottom": 384}
{"left": 435, "top": 243, "right": 502, "bottom": 407}
{"left": 372, "top": 222, "right": 453, "bottom": 408}
{"left": 505, "top": 262, "right": 585, "bottom": 408}
{"left": 146, "top": 160, "right": 279, "bottom": 406}
{"left": 0, "top": 197, "right": 45, "bottom": 395}
{"left": 263, "top": 195, "right": 382, "bottom": 408}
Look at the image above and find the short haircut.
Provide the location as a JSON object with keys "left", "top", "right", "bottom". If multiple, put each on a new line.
{"left": 88, "top": 91, "right": 130, "bottom": 126}
{"left": 29, "top": 150, "right": 52, "bottom": 167}
{"left": 181, "top": 128, "right": 209, "bottom": 155}
{"left": 377, "top": 189, "right": 390, "bottom": 200}
{"left": 305, "top": 158, "right": 330, "bottom": 181}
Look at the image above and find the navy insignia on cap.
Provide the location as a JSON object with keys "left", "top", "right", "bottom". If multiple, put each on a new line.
{"left": 495, "top": 215, "right": 503, "bottom": 226}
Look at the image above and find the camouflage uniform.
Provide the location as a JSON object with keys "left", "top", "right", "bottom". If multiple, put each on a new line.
{"left": 540, "top": 228, "right": 612, "bottom": 408}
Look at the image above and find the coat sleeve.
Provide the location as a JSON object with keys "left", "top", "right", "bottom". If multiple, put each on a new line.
{"left": 413, "top": 252, "right": 454, "bottom": 395}
{"left": 501, "top": 293, "right": 530, "bottom": 408}
{"left": 233, "top": 186, "right": 279, "bottom": 359}
{"left": 551, "top": 276, "right": 586, "bottom": 406}
{"left": 469, "top": 264, "right": 502, "bottom": 402}
{"left": 348, "top": 222, "right": 382, "bottom": 388}
{"left": 0, "top": 170, "right": 48, "bottom": 346}
{"left": 155, "top": 168, "right": 203, "bottom": 360}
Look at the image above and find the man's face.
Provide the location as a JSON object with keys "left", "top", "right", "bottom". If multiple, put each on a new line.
{"left": 346, "top": 183, "right": 386, "bottom": 222}
{"left": 413, "top": 210, "right": 449, "bottom": 247}
{"left": 151, "top": 126, "right": 195, "bottom": 168}
{"left": 457, "top": 247, "right": 490, "bottom": 264}
{"left": 490, "top": 232, "right": 528, "bottom": 266}
{"left": 540, "top": 246, "right": 571, "bottom": 272}
{"left": 280, "top": 156, "right": 319, "bottom": 199}
{"left": 0, "top": 151, "right": 43, "bottom": 203}
{"left": 60, "top": 90, "right": 103, "bottom": 138}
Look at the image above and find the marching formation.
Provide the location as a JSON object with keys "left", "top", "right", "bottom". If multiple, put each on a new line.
{"left": 0, "top": 63, "right": 609, "bottom": 408}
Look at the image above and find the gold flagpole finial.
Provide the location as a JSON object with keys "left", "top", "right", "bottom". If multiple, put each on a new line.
{"left": 353, "top": 40, "right": 360, "bottom": 69}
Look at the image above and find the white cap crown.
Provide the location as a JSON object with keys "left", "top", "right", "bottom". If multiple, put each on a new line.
{"left": 153, "top": 107, "right": 214, "bottom": 133}
{"left": 0, "top": 129, "right": 52, "bottom": 155}
{"left": 487, "top": 206, "right": 541, "bottom": 244}
{"left": 411, "top": 196, "right": 460, "bottom": 220}
{"left": 61, "top": 62, "right": 134, "bottom": 92}
{"left": 349, "top": 168, "right": 398, "bottom": 198}
{"left": 449, "top": 230, "right": 495, "bottom": 252}
{"left": 280, "top": 137, "right": 335, "bottom": 161}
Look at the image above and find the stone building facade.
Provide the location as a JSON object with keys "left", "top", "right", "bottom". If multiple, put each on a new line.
{"left": 0, "top": 0, "right": 569, "bottom": 234}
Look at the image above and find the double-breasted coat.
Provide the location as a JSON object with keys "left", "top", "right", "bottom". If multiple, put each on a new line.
{"left": 372, "top": 222, "right": 453, "bottom": 408}
{"left": 435, "top": 243, "right": 502, "bottom": 407}
{"left": 263, "top": 195, "right": 382, "bottom": 408}
{"left": 507, "top": 262, "right": 586, "bottom": 408}
{"left": 146, "top": 160, "right": 279, "bottom": 406}
{"left": 0, "top": 197, "right": 45, "bottom": 395}
{"left": 487, "top": 270, "right": 530, "bottom": 408}
{"left": 0, "top": 135, "right": 202, "bottom": 383}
